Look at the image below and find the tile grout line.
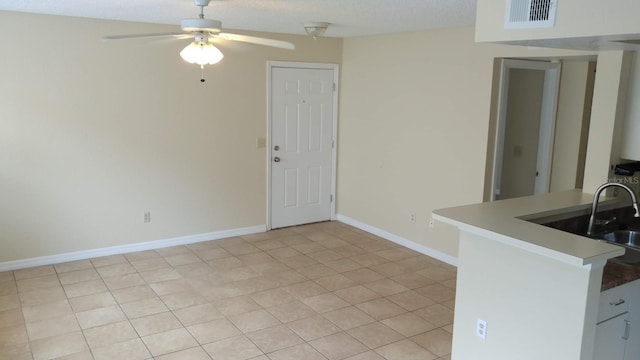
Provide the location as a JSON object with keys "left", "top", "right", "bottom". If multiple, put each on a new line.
{"left": 3, "top": 222, "right": 453, "bottom": 360}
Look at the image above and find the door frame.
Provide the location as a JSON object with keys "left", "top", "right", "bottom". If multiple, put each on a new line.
{"left": 266, "top": 61, "right": 339, "bottom": 230}
{"left": 491, "top": 58, "right": 562, "bottom": 201}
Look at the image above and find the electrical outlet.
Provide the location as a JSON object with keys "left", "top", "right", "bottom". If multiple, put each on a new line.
{"left": 429, "top": 218, "right": 435, "bottom": 228}
{"left": 144, "top": 212, "right": 151, "bottom": 223}
{"left": 477, "top": 319, "right": 487, "bottom": 340}
{"left": 409, "top": 213, "right": 416, "bottom": 223}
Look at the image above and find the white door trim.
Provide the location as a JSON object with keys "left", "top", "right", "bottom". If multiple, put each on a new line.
{"left": 266, "top": 61, "right": 339, "bottom": 230}
{"left": 491, "top": 59, "right": 561, "bottom": 201}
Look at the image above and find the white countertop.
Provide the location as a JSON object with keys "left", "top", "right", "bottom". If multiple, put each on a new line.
{"left": 433, "top": 190, "right": 626, "bottom": 266}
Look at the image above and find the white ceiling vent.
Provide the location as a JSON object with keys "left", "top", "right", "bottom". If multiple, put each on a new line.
{"left": 505, "top": 0, "right": 557, "bottom": 29}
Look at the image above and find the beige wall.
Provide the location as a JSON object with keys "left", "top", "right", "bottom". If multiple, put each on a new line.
{"left": 2, "top": 11, "right": 626, "bottom": 265}
{"left": 621, "top": 52, "right": 640, "bottom": 161}
{"left": 0, "top": 11, "right": 342, "bottom": 262}
{"left": 582, "top": 51, "right": 632, "bottom": 192}
{"left": 550, "top": 61, "right": 594, "bottom": 192}
{"left": 337, "top": 26, "right": 593, "bottom": 258}
{"left": 476, "top": 0, "right": 640, "bottom": 44}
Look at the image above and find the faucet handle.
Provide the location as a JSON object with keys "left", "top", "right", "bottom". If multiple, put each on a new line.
{"left": 595, "top": 217, "right": 617, "bottom": 227}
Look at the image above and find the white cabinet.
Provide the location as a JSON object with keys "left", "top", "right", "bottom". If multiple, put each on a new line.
{"left": 594, "top": 279, "right": 639, "bottom": 360}
{"left": 621, "top": 52, "right": 640, "bottom": 161}
{"left": 624, "top": 280, "right": 640, "bottom": 360}
{"left": 594, "top": 312, "right": 629, "bottom": 360}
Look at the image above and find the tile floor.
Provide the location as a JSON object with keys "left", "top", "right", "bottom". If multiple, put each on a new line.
{"left": 0, "top": 221, "right": 456, "bottom": 360}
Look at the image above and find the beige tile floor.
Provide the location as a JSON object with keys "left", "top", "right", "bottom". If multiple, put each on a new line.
{"left": 0, "top": 221, "right": 456, "bottom": 360}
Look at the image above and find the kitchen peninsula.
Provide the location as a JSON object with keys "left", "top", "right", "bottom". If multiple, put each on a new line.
{"left": 433, "top": 190, "right": 639, "bottom": 360}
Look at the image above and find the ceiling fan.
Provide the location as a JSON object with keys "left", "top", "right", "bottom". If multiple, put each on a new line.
{"left": 104, "top": 0, "right": 295, "bottom": 80}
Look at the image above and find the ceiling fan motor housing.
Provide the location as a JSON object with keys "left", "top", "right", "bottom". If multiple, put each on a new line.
{"left": 181, "top": 18, "right": 222, "bottom": 33}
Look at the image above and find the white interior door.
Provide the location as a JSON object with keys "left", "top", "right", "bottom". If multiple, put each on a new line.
{"left": 269, "top": 65, "right": 336, "bottom": 229}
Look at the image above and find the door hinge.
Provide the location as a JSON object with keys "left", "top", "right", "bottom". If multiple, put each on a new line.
{"left": 333, "top": 83, "right": 336, "bottom": 92}
{"left": 332, "top": 140, "right": 335, "bottom": 149}
{"left": 330, "top": 194, "right": 334, "bottom": 203}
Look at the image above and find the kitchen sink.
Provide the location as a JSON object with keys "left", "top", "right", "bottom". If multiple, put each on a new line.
{"left": 607, "top": 247, "right": 640, "bottom": 265}
{"left": 597, "top": 230, "right": 640, "bottom": 265}
{"left": 531, "top": 206, "right": 640, "bottom": 265}
{"left": 601, "top": 230, "right": 640, "bottom": 248}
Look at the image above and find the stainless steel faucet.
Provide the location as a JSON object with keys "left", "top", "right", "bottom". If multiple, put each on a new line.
{"left": 586, "top": 183, "right": 640, "bottom": 236}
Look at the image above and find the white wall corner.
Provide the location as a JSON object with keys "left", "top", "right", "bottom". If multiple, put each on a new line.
{"left": 336, "top": 214, "right": 458, "bottom": 267}
{"left": 0, "top": 225, "right": 267, "bottom": 272}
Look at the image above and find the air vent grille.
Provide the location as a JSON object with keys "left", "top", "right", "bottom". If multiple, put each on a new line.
{"left": 505, "top": 0, "right": 557, "bottom": 29}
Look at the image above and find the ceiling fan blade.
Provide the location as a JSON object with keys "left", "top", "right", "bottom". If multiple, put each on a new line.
{"left": 216, "top": 33, "right": 295, "bottom": 50}
{"left": 103, "top": 32, "right": 190, "bottom": 40}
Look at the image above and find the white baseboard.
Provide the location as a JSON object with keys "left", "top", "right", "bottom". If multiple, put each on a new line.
{"left": 336, "top": 214, "right": 458, "bottom": 267}
{"left": 0, "top": 225, "right": 267, "bottom": 272}
{"left": 0, "top": 218, "right": 457, "bottom": 271}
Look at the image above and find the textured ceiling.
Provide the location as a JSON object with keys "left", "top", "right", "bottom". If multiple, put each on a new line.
{"left": 0, "top": 0, "right": 477, "bottom": 37}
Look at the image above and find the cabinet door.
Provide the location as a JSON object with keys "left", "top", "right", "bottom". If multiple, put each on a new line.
{"left": 594, "top": 312, "right": 629, "bottom": 360}
{"left": 624, "top": 283, "right": 639, "bottom": 360}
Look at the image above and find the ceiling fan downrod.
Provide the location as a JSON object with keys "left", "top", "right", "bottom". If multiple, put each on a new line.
{"left": 194, "top": 0, "right": 211, "bottom": 21}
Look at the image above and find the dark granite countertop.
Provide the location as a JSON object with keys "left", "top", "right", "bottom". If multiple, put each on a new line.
{"left": 602, "top": 260, "right": 640, "bottom": 291}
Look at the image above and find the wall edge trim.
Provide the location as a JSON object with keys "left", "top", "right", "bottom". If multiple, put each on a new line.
{"left": 0, "top": 225, "right": 267, "bottom": 271}
{"left": 336, "top": 214, "right": 458, "bottom": 267}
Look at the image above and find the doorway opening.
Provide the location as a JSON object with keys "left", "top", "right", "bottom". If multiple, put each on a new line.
{"left": 485, "top": 58, "right": 596, "bottom": 201}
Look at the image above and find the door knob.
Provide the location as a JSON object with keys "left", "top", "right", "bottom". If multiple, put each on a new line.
{"left": 274, "top": 157, "right": 281, "bottom": 162}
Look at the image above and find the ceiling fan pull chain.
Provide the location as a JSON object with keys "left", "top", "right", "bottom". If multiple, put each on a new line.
{"left": 200, "top": 65, "right": 206, "bottom": 83}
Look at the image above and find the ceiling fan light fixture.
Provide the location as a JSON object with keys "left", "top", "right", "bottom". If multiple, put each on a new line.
{"left": 180, "top": 41, "right": 224, "bottom": 66}
{"left": 304, "top": 22, "right": 329, "bottom": 39}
